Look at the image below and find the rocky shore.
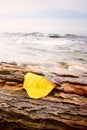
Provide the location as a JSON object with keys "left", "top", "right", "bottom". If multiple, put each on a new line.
{"left": 0, "top": 62, "right": 87, "bottom": 130}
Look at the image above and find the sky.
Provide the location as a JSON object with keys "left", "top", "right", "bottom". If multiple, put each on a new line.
{"left": 0, "top": 0, "right": 87, "bottom": 17}
{"left": 0, "top": 0, "right": 87, "bottom": 33}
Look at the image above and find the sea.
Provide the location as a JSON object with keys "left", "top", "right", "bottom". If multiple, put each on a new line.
{"left": 0, "top": 19, "right": 87, "bottom": 74}
{"left": 0, "top": 32, "right": 87, "bottom": 74}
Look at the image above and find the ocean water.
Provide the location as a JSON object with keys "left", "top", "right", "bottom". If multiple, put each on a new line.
{"left": 0, "top": 32, "right": 87, "bottom": 72}
{"left": 1, "top": 18, "right": 87, "bottom": 35}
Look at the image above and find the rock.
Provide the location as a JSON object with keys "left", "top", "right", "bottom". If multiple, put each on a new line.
{"left": 49, "top": 33, "right": 61, "bottom": 38}
{"left": 61, "top": 83, "right": 87, "bottom": 96}
{"left": 0, "top": 62, "right": 87, "bottom": 130}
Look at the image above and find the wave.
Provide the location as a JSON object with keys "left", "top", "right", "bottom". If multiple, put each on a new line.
{"left": 0, "top": 32, "right": 87, "bottom": 66}
{"left": 0, "top": 32, "right": 86, "bottom": 38}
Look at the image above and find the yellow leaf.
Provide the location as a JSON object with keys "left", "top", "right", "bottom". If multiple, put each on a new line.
{"left": 23, "top": 72, "right": 56, "bottom": 99}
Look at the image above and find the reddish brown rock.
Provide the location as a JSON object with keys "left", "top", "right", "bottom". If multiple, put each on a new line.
{"left": 61, "top": 83, "right": 87, "bottom": 96}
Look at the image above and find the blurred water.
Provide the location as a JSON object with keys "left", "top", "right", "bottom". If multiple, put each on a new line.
{"left": 0, "top": 33, "right": 87, "bottom": 71}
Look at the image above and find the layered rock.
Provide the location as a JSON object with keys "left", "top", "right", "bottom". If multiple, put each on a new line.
{"left": 0, "top": 62, "right": 87, "bottom": 130}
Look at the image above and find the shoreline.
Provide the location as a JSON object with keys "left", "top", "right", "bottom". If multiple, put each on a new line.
{"left": 0, "top": 61, "right": 87, "bottom": 92}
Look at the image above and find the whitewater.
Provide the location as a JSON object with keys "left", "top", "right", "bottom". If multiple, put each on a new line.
{"left": 0, "top": 32, "right": 87, "bottom": 74}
